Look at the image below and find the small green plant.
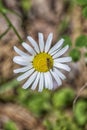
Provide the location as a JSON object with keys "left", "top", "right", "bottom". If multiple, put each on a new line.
{"left": 44, "top": 113, "right": 82, "bottom": 130}
{"left": 4, "top": 120, "right": 18, "bottom": 130}
{"left": 69, "top": 48, "right": 81, "bottom": 62}
{"left": 52, "top": 88, "right": 75, "bottom": 108}
{"left": 17, "top": 89, "right": 51, "bottom": 116}
{"left": 62, "top": 35, "right": 72, "bottom": 47}
{"left": 56, "top": 116, "right": 82, "bottom": 130}
{"left": 75, "top": 35, "right": 87, "bottom": 47}
{"left": 27, "top": 91, "right": 51, "bottom": 116}
{"left": 74, "top": 100, "right": 87, "bottom": 126}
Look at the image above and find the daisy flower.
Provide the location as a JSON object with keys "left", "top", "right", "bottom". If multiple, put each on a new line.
{"left": 13, "top": 33, "right": 72, "bottom": 92}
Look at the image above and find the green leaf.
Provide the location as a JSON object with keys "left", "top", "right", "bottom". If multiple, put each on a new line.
{"left": 74, "top": 100, "right": 87, "bottom": 126}
{"left": 27, "top": 90, "right": 51, "bottom": 116}
{"left": 62, "top": 35, "right": 72, "bottom": 47}
{"left": 52, "top": 88, "right": 75, "bottom": 108}
{"left": 75, "top": 35, "right": 87, "bottom": 47}
{"left": 69, "top": 48, "right": 81, "bottom": 62}
{"left": 4, "top": 120, "right": 18, "bottom": 130}
{"left": 0, "top": 79, "right": 19, "bottom": 94}
{"left": 16, "top": 87, "right": 30, "bottom": 104}
{"left": 76, "top": 0, "right": 87, "bottom": 6}
{"left": 82, "top": 7, "right": 87, "bottom": 19}
{"left": 21, "top": 0, "right": 32, "bottom": 12}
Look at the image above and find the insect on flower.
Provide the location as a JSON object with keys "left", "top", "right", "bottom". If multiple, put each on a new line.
{"left": 13, "top": 33, "right": 72, "bottom": 92}
{"left": 47, "top": 58, "right": 54, "bottom": 71}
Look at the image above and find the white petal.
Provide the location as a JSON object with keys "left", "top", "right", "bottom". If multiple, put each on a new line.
{"left": 31, "top": 72, "right": 40, "bottom": 90}
{"left": 14, "top": 56, "right": 33, "bottom": 63}
{"left": 17, "top": 68, "right": 35, "bottom": 81}
{"left": 13, "top": 56, "right": 28, "bottom": 66}
{"left": 13, "top": 65, "right": 32, "bottom": 73}
{"left": 50, "top": 48, "right": 60, "bottom": 56}
{"left": 48, "top": 72, "right": 53, "bottom": 90}
{"left": 27, "top": 36, "right": 40, "bottom": 53}
{"left": 45, "top": 33, "right": 53, "bottom": 52}
{"left": 38, "top": 33, "right": 44, "bottom": 52}
{"left": 44, "top": 73, "right": 48, "bottom": 89}
{"left": 22, "top": 71, "right": 38, "bottom": 89}
{"left": 54, "top": 62, "right": 71, "bottom": 72}
{"left": 44, "top": 72, "right": 53, "bottom": 90}
{"left": 54, "top": 57, "right": 72, "bottom": 63}
{"left": 49, "top": 38, "right": 64, "bottom": 54}
{"left": 50, "top": 69, "right": 62, "bottom": 86}
{"left": 53, "top": 67, "right": 66, "bottom": 80}
{"left": 22, "top": 55, "right": 34, "bottom": 62}
{"left": 14, "top": 46, "right": 29, "bottom": 56}
{"left": 22, "top": 42, "right": 36, "bottom": 55}
{"left": 38, "top": 73, "right": 44, "bottom": 92}
{"left": 53, "top": 45, "right": 69, "bottom": 59}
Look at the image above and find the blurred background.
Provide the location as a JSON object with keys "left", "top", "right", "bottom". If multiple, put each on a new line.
{"left": 0, "top": 0, "right": 87, "bottom": 130}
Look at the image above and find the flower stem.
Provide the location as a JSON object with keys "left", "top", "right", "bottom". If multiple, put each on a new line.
{"left": 0, "top": 26, "right": 10, "bottom": 39}
{"left": 1, "top": 12, "right": 23, "bottom": 42}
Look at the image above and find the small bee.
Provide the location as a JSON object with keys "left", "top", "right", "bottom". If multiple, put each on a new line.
{"left": 47, "top": 58, "right": 53, "bottom": 71}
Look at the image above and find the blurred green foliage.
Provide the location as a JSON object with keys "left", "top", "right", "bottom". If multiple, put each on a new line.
{"left": 16, "top": 87, "right": 75, "bottom": 116}
{"left": 58, "top": 20, "right": 69, "bottom": 35}
{"left": 0, "top": 79, "right": 87, "bottom": 130}
{"left": 20, "top": 0, "right": 32, "bottom": 12}
{"left": 15, "top": 87, "right": 87, "bottom": 130}
{"left": 84, "top": 52, "right": 87, "bottom": 63}
{"left": 56, "top": 116, "right": 82, "bottom": 130}
{"left": 62, "top": 35, "right": 72, "bottom": 47}
{"left": 16, "top": 88, "right": 51, "bottom": 116}
{"left": 52, "top": 88, "right": 75, "bottom": 108}
{"left": 74, "top": 100, "right": 87, "bottom": 126}
{"left": 27, "top": 93, "right": 51, "bottom": 116}
{"left": 0, "top": 79, "right": 19, "bottom": 94}
{"left": 69, "top": 48, "right": 81, "bottom": 62}
{"left": 69, "top": 34, "right": 87, "bottom": 62}
{"left": 76, "top": 0, "right": 87, "bottom": 19}
{"left": 44, "top": 112, "right": 82, "bottom": 130}
{"left": 84, "top": 52, "right": 87, "bottom": 57}
{"left": 76, "top": 0, "right": 87, "bottom": 6}
{"left": 75, "top": 35, "right": 87, "bottom": 47}
{"left": 4, "top": 120, "right": 18, "bottom": 130}
{"left": 82, "top": 7, "right": 87, "bottom": 19}
{"left": 0, "top": 2, "right": 6, "bottom": 15}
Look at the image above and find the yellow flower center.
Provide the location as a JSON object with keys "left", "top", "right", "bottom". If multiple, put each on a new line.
{"left": 33, "top": 53, "right": 53, "bottom": 72}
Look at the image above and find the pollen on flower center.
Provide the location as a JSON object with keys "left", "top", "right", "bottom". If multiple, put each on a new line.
{"left": 32, "top": 53, "right": 53, "bottom": 72}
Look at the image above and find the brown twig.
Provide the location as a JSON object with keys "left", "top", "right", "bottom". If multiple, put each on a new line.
{"left": 73, "top": 82, "right": 87, "bottom": 111}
